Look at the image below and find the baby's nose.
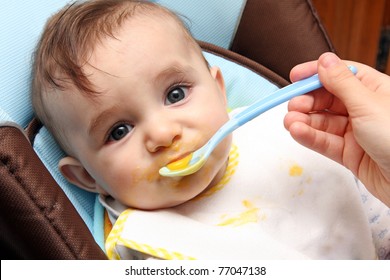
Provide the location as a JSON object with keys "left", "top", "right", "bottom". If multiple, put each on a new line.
{"left": 144, "top": 117, "right": 182, "bottom": 153}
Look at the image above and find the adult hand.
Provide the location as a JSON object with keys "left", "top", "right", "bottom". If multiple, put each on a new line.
{"left": 284, "top": 52, "right": 390, "bottom": 207}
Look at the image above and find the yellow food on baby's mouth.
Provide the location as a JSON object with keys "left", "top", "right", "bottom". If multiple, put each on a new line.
{"left": 167, "top": 154, "right": 193, "bottom": 170}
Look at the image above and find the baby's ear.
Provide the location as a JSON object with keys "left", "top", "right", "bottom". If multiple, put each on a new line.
{"left": 59, "top": 156, "right": 104, "bottom": 194}
{"left": 209, "top": 66, "right": 227, "bottom": 102}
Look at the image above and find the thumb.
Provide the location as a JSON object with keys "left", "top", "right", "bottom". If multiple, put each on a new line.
{"left": 317, "top": 52, "right": 370, "bottom": 107}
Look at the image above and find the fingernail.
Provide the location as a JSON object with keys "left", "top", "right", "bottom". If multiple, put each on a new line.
{"left": 321, "top": 52, "right": 340, "bottom": 68}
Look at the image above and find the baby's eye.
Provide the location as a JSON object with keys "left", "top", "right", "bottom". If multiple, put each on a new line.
{"left": 165, "top": 86, "right": 189, "bottom": 105}
{"left": 108, "top": 124, "right": 133, "bottom": 142}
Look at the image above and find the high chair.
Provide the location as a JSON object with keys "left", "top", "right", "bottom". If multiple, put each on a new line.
{"left": 0, "top": 0, "right": 334, "bottom": 259}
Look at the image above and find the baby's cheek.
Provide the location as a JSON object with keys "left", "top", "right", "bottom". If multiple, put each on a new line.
{"left": 95, "top": 161, "right": 135, "bottom": 193}
{"left": 131, "top": 166, "right": 160, "bottom": 184}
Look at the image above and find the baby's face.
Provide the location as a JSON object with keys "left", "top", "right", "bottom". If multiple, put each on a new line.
{"left": 57, "top": 15, "right": 231, "bottom": 209}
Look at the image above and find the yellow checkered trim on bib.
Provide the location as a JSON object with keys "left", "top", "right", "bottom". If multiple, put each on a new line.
{"left": 105, "top": 209, "right": 196, "bottom": 260}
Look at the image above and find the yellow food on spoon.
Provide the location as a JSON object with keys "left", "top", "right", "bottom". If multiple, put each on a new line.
{"left": 167, "top": 154, "right": 193, "bottom": 171}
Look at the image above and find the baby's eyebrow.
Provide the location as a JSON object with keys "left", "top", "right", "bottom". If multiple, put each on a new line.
{"left": 88, "top": 106, "right": 120, "bottom": 136}
{"left": 154, "top": 65, "right": 194, "bottom": 86}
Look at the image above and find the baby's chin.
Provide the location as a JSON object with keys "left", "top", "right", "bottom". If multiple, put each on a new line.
{"left": 118, "top": 173, "right": 223, "bottom": 210}
{"left": 172, "top": 154, "right": 230, "bottom": 204}
{"left": 118, "top": 179, "right": 209, "bottom": 210}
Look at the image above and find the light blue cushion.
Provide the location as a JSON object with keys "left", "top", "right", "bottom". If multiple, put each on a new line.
{"left": 1, "top": 0, "right": 279, "bottom": 252}
{"left": 204, "top": 52, "right": 279, "bottom": 109}
{"left": 0, "top": 1, "right": 70, "bottom": 127}
{"left": 156, "top": 0, "right": 246, "bottom": 49}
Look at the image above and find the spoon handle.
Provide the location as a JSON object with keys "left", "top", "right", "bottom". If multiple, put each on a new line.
{"left": 208, "top": 65, "right": 357, "bottom": 154}
{"left": 233, "top": 65, "right": 357, "bottom": 126}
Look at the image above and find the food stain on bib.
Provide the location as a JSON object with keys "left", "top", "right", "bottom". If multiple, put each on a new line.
{"left": 287, "top": 163, "right": 314, "bottom": 197}
{"left": 217, "top": 200, "right": 262, "bottom": 227}
{"left": 289, "top": 164, "right": 303, "bottom": 177}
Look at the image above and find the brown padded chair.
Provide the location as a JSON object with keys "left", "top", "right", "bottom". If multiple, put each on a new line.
{"left": 0, "top": 0, "right": 334, "bottom": 259}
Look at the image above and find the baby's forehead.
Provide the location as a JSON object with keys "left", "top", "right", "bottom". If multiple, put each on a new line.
{"left": 86, "top": 14, "right": 200, "bottom": 76}
{"left": 115, "top": 9, "right": 190, "bottom": 43}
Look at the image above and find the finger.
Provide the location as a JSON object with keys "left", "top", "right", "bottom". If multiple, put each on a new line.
{"left": 289, "top": 60, "right": 318, "bottom": 82}
{"left": 287, "top": 121, "right": 345, "bottom": 165}
{"left": 345, "top": 59, "right": 390, "bottom": 93}
{"left": 287, "top": 90, "right": 348, "bottom": 116}
{"left": 317, "top": 53, "right": 373, "bottom": 108}
{"left": 284, "top": 111, "right": 349, "bottom": 137}
{"left": 283, "top": 111, "right": 309, "bottom": 130}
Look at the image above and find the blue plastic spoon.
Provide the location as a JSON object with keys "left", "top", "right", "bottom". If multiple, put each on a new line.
{"left": 159, "top": 66, "right": 357, "bottom": 177}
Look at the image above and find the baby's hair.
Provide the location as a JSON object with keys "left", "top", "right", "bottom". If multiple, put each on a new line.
{"left": 31, "top": 0, "right": 202, "bottom": 154}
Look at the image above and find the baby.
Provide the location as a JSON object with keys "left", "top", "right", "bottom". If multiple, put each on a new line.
{"left": 31, "top": 0, "right": 389, "bottom": 259}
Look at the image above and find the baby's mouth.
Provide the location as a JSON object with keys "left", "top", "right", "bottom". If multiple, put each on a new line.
{"left": 160, "top": 136, "right": 206, "bottom": 175}
{"left": 166, "top": 153, "right": 193, "bottom": 171}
